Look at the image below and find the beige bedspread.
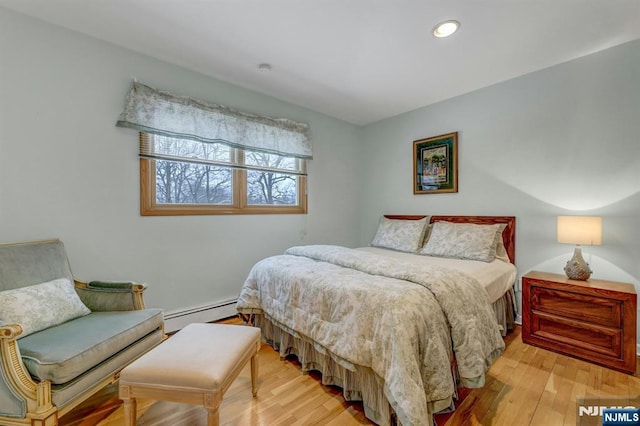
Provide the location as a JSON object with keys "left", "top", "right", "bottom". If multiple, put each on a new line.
{"left": 237, "top": 245, "right": 505, "bottom": 425}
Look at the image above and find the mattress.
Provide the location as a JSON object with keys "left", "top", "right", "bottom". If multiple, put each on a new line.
{"left": 357, "top": 246, "right": 517, "bottom": 303}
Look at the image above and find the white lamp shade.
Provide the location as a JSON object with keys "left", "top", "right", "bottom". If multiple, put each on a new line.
{"left": 557, "top": 216, "right": 602, "bottom": 246}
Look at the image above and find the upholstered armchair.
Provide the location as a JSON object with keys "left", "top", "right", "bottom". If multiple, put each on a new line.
{"left": 0, "top": 239, "right": 164, "bottom": 426}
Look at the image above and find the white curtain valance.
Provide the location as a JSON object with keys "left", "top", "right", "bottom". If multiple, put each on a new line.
{"left": 116, "top": 81, "right": 313, "bottom": 159}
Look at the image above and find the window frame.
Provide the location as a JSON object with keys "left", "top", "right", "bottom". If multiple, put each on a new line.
{"left": 139, "top": 133, "right": 307, "bottom": 216}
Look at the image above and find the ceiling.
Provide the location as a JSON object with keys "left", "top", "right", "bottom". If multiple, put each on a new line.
{"left": 2, "top": 1, "right": 640, "bottom": 125}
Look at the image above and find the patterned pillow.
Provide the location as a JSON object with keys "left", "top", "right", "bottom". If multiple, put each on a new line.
{"left": 371, "top": 217, "right": 429, "bottom": 252}
{"left": 0, "top": 278, "right": 91, "bottom": 338}
{"left": 419, "top": 221, "right": 504, "bottom": 262}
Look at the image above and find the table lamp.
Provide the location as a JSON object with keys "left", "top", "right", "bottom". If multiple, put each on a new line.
{"left": 557, "top": 216, "right": 602, "bottom": 280}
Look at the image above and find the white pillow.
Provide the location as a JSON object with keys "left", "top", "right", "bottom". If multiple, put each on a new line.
{"left": 419, "top": 221, "right": 505, "bottom": 262}
{"left": 371, "top": 217, "right": 429, "bottom": 253}
{"left": 0, "top": 278, "right": 91, "bottom": 338}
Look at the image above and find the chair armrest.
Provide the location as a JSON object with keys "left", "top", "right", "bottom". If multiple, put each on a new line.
{"left": 74, "top": 280, "right": 148, "bottom": 311}
{"left": 0, "top": 324, "right": 55, "bottom": 418}
{"left": 0, "top": 322, "right": 23, "bottom": 339}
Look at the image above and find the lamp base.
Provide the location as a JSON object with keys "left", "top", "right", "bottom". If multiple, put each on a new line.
{"left": 564, "top": 247, "right": 592, "bottom": 281}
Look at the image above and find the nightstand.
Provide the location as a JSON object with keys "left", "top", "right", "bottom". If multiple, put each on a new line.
{"left": 522, "top": 271, "right": 637, "bottom": 375}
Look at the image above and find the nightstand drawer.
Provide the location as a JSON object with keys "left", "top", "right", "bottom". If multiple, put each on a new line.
{"left": 531, "top": 286, "right": 622, "bottom": 328}
{"left": 530, "top": 311, "right": 622, "bottom": 358}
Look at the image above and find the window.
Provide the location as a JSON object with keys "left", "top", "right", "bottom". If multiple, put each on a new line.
{"left": 140, "top": 133, "right": 307, "bottom": 215}
{"left": 116, "top": 81, "right": 312, "bottom": 216}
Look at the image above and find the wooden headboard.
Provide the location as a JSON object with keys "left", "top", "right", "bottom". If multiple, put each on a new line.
{"left": 384, "top": 215, "right": 516, "bottom": 264}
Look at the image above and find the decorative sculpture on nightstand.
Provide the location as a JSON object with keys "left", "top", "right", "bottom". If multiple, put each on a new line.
{"left": 557, "top": 216, "right": 602, "bottom": 281}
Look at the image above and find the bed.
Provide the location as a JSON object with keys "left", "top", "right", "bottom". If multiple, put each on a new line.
{"left": 236, "top": 215, "right": 517, "bottom": 426}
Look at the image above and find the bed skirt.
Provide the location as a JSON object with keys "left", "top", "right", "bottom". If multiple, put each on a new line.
{"left": 257, "top": 313, "right": 400, "bottom": 425}
{"left": 495, "top": 286, "right": 517, "bottom": 336}
{"left": 251, "top": 287, "right": 516, "bottom": 426}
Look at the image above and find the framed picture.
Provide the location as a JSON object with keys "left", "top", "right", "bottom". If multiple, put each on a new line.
{"left": 413, "top": 132, "right": 458, "bottom": 194}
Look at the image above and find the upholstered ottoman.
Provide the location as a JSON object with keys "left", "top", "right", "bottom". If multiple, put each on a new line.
{"left": 118, "top": 323, "right": 261, "bottom": 426}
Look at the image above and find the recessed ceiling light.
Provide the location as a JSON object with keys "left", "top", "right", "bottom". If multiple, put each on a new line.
{"left": 433, "top": 20, "right": 460, "bottom": 38}
{"left": 258, "top": 63, "right": 272, "bottom": 72}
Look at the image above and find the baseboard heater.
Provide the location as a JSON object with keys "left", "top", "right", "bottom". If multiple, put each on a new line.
{"left": 163, "top": 299, "right": 238, "bottom": 333}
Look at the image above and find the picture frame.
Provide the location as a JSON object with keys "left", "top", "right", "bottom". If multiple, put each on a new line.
{"left": 413, "top": 132, "right": 458, "bottom": 194}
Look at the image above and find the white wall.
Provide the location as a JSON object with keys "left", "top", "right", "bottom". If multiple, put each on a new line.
{"left": 359, "top": 39, "right": 640, "bottom": 346}
{"left": 0, "top": 8, "right": 363, "bottom": 312}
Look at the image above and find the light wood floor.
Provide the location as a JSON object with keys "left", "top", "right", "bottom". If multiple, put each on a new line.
{"left": 60, "top": 321, "right": 640, "bottom": 426}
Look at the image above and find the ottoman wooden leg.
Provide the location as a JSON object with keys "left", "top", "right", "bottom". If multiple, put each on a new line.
{"left": 251, "top": 352, "right": 259, "bottom": 397}
{"left": 122, "top": 397, "right": 137, "bottom": 426}
{"left": 207, "top": 406, "right": 220, "bottom": 426}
